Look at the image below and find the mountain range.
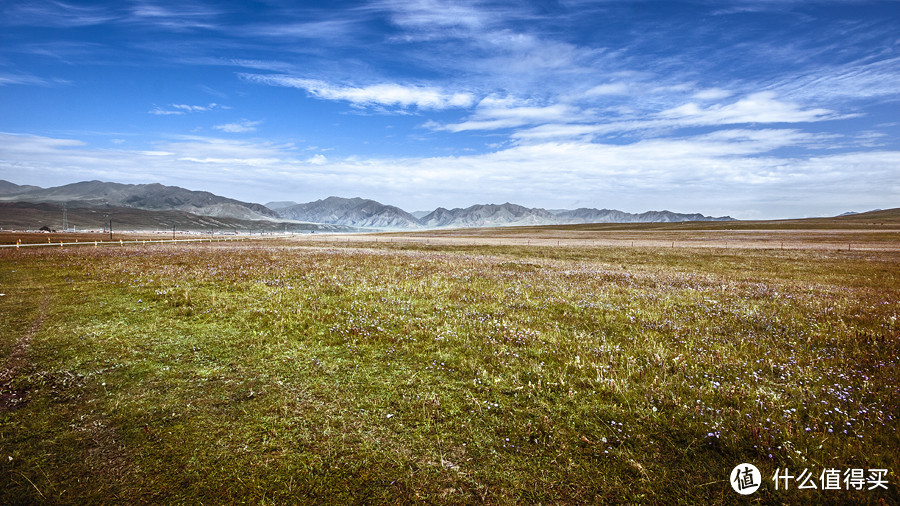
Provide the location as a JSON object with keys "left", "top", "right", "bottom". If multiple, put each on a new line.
{"left": 0, "top": 180, "right": 278, "bottom": 221}
{"left": 0, "top": 180, "right": 736, "bottom": 231}
{"left": 274, "top": 197, "right": 423, "bottom": 229}
{"left": 268, "top": 199, "right": 736, "bottom": 228}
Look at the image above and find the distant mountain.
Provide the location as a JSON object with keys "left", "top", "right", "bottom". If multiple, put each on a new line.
{"left": 274, "top": 197, "right": 734, "bottom": 229}
{"left": 0, "top": 180, "right": 278, "bottom": 221}
{"left": 0, "top": 201, "right": 354, "bottom": 233}
{"left": 0, "top": 180, "right": 41, "bottom": 195}
{"left": 837, "top": 209, "right": 881, "bottom": 217}
{"left": 420, "top": 203, "right": 557, "bottom": 228}
{"left": 265, "top": 201, "right": 299, "bottom": 210}
{"left": 416, "top": 203, "right": 733, "bottom": 228}
{"left": 275, "top": 196, "right": 423, "bottom": 229}
{"left": 0, "top": 179, "right": 736, "bottom": 230}
{"left": 555, "top": 208, "right": 734, "bottom": 223}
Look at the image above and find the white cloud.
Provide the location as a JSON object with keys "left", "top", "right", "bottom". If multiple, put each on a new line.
{"left": 148, "top": 108, "right": 183, "bottom": 116}
{"left": 432, "top": 89, "right": 845, "bottom": 141}
{"left": 0, "top": 72, "right": 69, "bottom": 87}
{"left": 126, "top": 3, "right": 221, "bottom": 30}
{"left": 692, "top": 88, "right": 733, "bottom": 101}
{"left": 213, "top": 120, "right": 262, "bottom": 133}
{"left": 243, "top": 19, "right": 362, "bottom": 41}
{"left": 511, "top": 123, "right": 601, "bottom": 142}
{"left": 2, "top": 1, "right": 118, "bottom": 27}
{"left": 775, "top": 56, "right": 900, "bottom": 102}
{"left": 658, "top": 92, "right": 841, "bottom": 125}
{"left": 242, "top": 74, "right": 475, "bottom": 110}
{"left": 434, "top": 95, "right": 589, "bottom": 132}
{"left": 149, "top": 103, "right": 223, "bottom": 115}
{"left": 584, "top": 83, "right": 631, "bottom": 96}
{"left": 306, "top": 154, "right": 328, "bottom": 165}
{"left": 378, "top": 0, "right": 493, "bottom": 31}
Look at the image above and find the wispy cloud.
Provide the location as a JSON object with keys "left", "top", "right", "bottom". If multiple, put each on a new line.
{"left": 213, "top": 120, "right": 262, "bottom": 133}
{"left": 692, "top": 88, "right": 733, "bottom": 101}
{"left": 0, "top": 1, "right": 119, "bottom": 27}
{"left": 148, "top": 103, "right": 225, "bottom": 115}
{"left": 772, "top": 56, "right": 900, "bottom": 103}
{"left": 242, "top": 74, "right": 475, "bottom": 110}
{"left": 378, "top": 0, "right": 494, "bottom": 32}
{"left": 0, "top": 72, "right": 69, "bottom": 87}
{"left": 243, "top": 18, "right": 364, "bottom": 41}
{"left": 433, "top": 96, "right": 588, "bottom": 132}
{"left": 126, "top": 2, "right": 224, "bottom": 31}
{"left": 431, "top": 89, "right": 844, "bottom": 142}
{"left": 658, "top": 92, "right": 843, "bottom": 125}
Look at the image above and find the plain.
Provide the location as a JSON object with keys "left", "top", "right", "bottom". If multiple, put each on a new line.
{"left": 1, "top": 227, "right": 898, "bottom": 504}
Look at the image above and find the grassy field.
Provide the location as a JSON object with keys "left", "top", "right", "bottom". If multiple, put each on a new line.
{"left": 1, "top": 232, "right": 898, "bottom": 504}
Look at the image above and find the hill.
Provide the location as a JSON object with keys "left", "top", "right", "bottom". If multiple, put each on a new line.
{"left": 273, "top": 199, "right": 735, "bottom": 229}
{"left": 420, "top": 203, "right": 556, "bottom": 228}
{"left": 0, "top": 202, "right": 353, "bottom": 233}
{"left": 554, "top": 207, "right": 733, "bottom": 224}
{"left": 0, "top": 179, "right": 754, "bottom": 231}
{"left": 0, "top": 180, "right": 278, "bottom": 221}
{"left": 276, "top": 197, "right": 423, "bottom": 229}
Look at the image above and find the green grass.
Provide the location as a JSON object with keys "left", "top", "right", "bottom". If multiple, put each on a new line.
{"left": 1, "top": 239, "right": 898, "bottom": 504}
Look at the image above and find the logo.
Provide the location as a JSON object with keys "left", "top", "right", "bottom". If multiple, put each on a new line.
{"left": 731, "top": 463, "right": 761, "bottom": 495}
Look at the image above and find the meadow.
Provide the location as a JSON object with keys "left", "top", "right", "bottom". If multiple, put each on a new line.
{"left": 1, "top": 231, "right": 898, "bottom": 504}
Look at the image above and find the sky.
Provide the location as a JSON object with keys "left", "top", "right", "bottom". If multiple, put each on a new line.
{"left": 1, "top": 0, "right": 899, "bottom": 219}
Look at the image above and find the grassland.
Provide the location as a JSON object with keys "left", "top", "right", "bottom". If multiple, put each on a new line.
{"left": 1, "top": 230, "right": 898, "bottom": 504}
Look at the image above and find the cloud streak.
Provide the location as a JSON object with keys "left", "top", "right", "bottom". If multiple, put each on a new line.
{"left": 0, "top": 72, "right": 69, "bottom": 87}
{"left": 242, "top": 74, "right": 476, "bottom": 110}
{"left": 213, "top": 120, "right": 262, "bottom": 133}
{"left": 657, "top": 92, "right": 843, "bottom": 125}
{"left": 148, "top": 103, "right": 224, "bottom": 115}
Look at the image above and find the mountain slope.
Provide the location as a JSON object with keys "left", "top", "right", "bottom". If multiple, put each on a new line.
{"left": 275, "top": 196, "right": 422, "bottom": 229}
{"left": 418, "top": 203, "right": 734, "bottom": 228}
{"left": 0, "top": 180, "right": 41, "bottom": 195}
{"left": 420, "top": 203, "right": 557, "bottom": 228}
{"left": 265, "top": 201, "right": 299, "bottom": 211}
{"left": 0, "top": 201, "right": 354, "bottom": 233}
{"left": 555, "top": 208, "right": 734, "bottom": 224}
{"left": 0, "top": 180, "right": 278, "bottom": 220}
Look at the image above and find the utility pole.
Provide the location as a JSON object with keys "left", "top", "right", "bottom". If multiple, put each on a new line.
{"left": 109, "top": 219, "right": 113, "bottom": 241}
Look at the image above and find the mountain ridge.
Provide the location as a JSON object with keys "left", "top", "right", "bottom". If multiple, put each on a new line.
{"left": 1, "top": 180, "right": 739, "bottom": 229}
{"left": 276, "top": 196, "right": 423, "bottom": 229}
{"left": 0, "top": 180, "right": 278, "bottom": 221}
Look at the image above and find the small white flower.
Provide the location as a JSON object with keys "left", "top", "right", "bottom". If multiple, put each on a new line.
{"left": 386, "top": 414, "right": 394, "bottom": 419}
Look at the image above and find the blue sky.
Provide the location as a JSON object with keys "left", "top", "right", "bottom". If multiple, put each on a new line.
{"left": 1, "top": 0, "right": 898, "bottom": 218}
